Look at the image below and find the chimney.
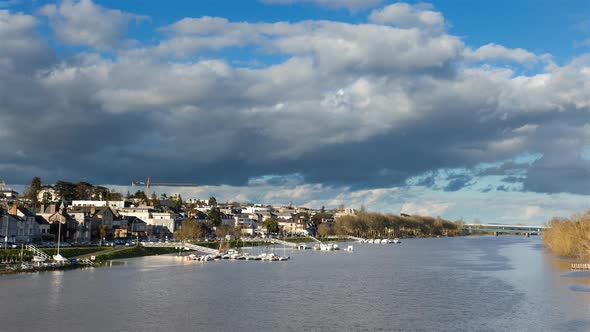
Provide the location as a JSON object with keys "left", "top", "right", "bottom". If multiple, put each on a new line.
{"left": 40, "top": 204, "right": 46, "bottom": 214}
{"left": 10, "top": 204, "right": 17, "bottom": 215}
{"left": 90, "top": 205, "right": 96, "bottom": 215}
{"left": 50, "top": 204, "right": 56, "bottom": 214}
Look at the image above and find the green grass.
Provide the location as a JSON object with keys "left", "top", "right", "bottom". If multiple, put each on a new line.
{"left": 283, "top": 237, "right": 318, "bottom": 243}
{"left": 0, "top": 247, "right": 104, "bottom": 261}
{"left": 93, "top": 246, "right": 179, "bottom": 262}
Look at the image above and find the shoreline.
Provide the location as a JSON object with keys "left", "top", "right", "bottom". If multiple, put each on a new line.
{"left": 1, "top": 234, "right": 542, "bottom": 275}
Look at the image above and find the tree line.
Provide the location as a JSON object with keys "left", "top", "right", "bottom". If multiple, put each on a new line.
{"left": 319, "top": 212, "right": 464, "bottom": 238}
{"left": 543, "top": 211, "right": 590, "bottom": 260}
{"left": 24, "top": 177, "right": 123, "bottom": 207}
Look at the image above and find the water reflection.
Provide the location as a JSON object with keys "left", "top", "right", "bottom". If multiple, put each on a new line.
{"left": 48, "top": 270, "right": 65, "bottom": 308}
{"left": 0, "top": 236, "right": 588, "bottom": 331}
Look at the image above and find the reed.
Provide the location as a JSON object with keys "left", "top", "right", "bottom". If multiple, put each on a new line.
{"left": 542, "top": 211, "right": 590, "bottom": 260}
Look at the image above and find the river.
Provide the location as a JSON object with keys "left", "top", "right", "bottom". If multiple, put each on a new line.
{"left": 1, "top": 236, "right": 589, "bottom": 331}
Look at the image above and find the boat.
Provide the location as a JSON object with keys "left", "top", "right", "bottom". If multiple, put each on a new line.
{"left": 53, "top": 254, "right": 68, "bottom": 263}
{"left": 296, "top": 244, "right": 310, "bottom": 250}
{"left": 32, "top": 255, "right": 46, "bottom": 263}
{"left": 346, "top": 245, "right": 354, "bottom": 252}
{"left": 320, "top": 243, "right": 335, "bottom": 251}
{"left": 380, "top": 239, "right": 388, "bottom": 244}
{"left": 393, "top": 238, "right": 401, "bottom": 244}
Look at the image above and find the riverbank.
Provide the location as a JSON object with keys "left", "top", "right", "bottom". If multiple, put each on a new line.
{"left": 543, "top": 211, "right": 590, "bottom": 261}
{"left": 0, "top": 246, "right": 182, "bottom": 275}
{"left": 0, "top": 247, "right": 105, "bottom": 262}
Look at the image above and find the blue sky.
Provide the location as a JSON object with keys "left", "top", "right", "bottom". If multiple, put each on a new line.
{"left": 0, "top": 0, "right": 589, "bottom": 224}
{"left": 11, "top": 0, "right": 587, "bottom": 61}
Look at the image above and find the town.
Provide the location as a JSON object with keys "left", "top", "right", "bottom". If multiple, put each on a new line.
{"left": 0, "top": 178, "right": 463, "bottom": 249}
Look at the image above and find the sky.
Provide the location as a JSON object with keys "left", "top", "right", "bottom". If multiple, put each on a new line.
{"left": 0, "top": 0, "right": 589, "bottom": 225}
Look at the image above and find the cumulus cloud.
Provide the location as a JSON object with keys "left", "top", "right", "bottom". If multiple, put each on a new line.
{"left": 39, "top": 0, "right": 148, "bottom": 49}
{"left": 369, "top": 2, "right": 444, "bottom": 32}
{"left": 464, "top": 43, "right": 547, "bottom": 63}
{"left": 0, "top": 2, "right": 589, "bottom": 207}
{"left": 260, "top": 0, "right": 383, "bottom": 11}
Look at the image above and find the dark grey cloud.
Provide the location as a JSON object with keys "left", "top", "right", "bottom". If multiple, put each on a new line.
{"left": 0, "top": 4, "right": 589, "bottom": 200}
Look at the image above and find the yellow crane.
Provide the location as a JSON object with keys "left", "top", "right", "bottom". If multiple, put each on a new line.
{"left": 131, "top": 177, "right": 197, "bottom": 201}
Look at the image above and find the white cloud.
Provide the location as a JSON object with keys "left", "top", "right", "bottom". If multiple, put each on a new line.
{"left": 260, "top": 0, "right": 383, "bottom": 11}
{"left": 104, "top": 183, "right": 590, "bottom": 225}
{"left": 1, "top": 2, "right": 590, "bottom": 206}
{"left": 39, "top": 0, "right": 148, "bottom": 49}
{"left": 369, "top": 3, "right": 444, "bottom": 32}
{"left": 464, "top": 43, "right": 546, "bottom": 63}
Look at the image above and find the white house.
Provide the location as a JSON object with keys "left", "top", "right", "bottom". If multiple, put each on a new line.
{"left": 118, "top": 207, "right": 179, "bottom": 233}
{"left": 72, "top": 200, "right": 126, "bottom": 209}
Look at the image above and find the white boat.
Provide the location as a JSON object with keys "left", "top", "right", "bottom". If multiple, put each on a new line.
{"left": 346, "top": 245, "right": 354, "bottom": 252}
{"left": 320, "top": 243, "right": 335, "bottom": 251}
{"left": 393, "top": 238, "right": 401, "bottom": 244}
{"left": 32, "top": 255, "right": 46, "bottom": 263}
{"left": 380, "top": 239, "right": 388, "bottom": 244}
{"left": 53, "top": 254, "right": 68, "bottom": 263}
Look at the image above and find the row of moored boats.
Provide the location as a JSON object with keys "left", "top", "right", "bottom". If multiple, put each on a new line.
{"left": 187, "top": 249, "right": 290, "bottom": 262}
{"left": 358, "top": 238, "right": 401, "bottom": 244}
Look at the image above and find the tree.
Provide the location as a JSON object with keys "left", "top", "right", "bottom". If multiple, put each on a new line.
{"left": 54, "top": 181, "right": 77, "bottom": 203}
{"left": 107, "top": 191, "right": 122, "bottom": 201}
{"left": 74, "top": 182, "right": 94, "bottom": 200}
{"left": 98, "top": 224, "right": 108, "bottom": 246}
{"left": 25, "top": 177, "right": 42, "bottom": 208}
{"left": 92, "top": 186, "right": 109, "bottom": 200}
{"left": 174, "top": 219, "right": 208, "bottom": 241}
{"left": 317, "top": 223, "right": 335, "bottom": 237}
{"left": 208, "top": 196, "right": 217, "bottom": 207}
{"left": 151, "top": 193, "right": 161, "bottom": 208}
{"left": 262, "top": 218, "right": 279, "bottom": 233}
{"left": 207, "top": 207, "right": 222, "bottom": 226}
{"left": 172, "top": 194, "right": 183, "bottom": 211}
{"left": 41, "top": 191, "right": 53, "bottom": 204}
{"left": 215, "top": 224, "right": 232, "bottom": 238}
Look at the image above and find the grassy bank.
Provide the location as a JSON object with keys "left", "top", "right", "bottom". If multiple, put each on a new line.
{"left": 0, "top": 247, "right": 105, "bottom": 261}
{"left": 93, "top": 246, "right": 179, "bottom": 262}
{"left": 543, "top": 211, "right": 590, "bottom": 260}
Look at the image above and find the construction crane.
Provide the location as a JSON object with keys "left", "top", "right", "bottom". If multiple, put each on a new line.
{"left": 131, "top": 177, "right": 197, "bottom": 201}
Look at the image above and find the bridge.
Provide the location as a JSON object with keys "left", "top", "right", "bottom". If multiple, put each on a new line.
{"left": 463, "top": 223, "right": 547, "bottom": 236}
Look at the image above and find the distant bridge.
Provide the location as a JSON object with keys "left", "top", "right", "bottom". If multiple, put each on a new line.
{"left": 463, "top": 223, "right": 548, "bottom": 236}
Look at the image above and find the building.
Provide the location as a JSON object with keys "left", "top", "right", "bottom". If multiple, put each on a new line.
{"left": 114, "top": 216, "right": 147, "bottom": 239}
{"left": 71, "top": 200, "right": 127, "bottom": 210}
{"left": 118, "top": 207, "right": 179, "bottom": 236}
{"left": 68, "top": 205, "right": 117, "bottom": 242}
